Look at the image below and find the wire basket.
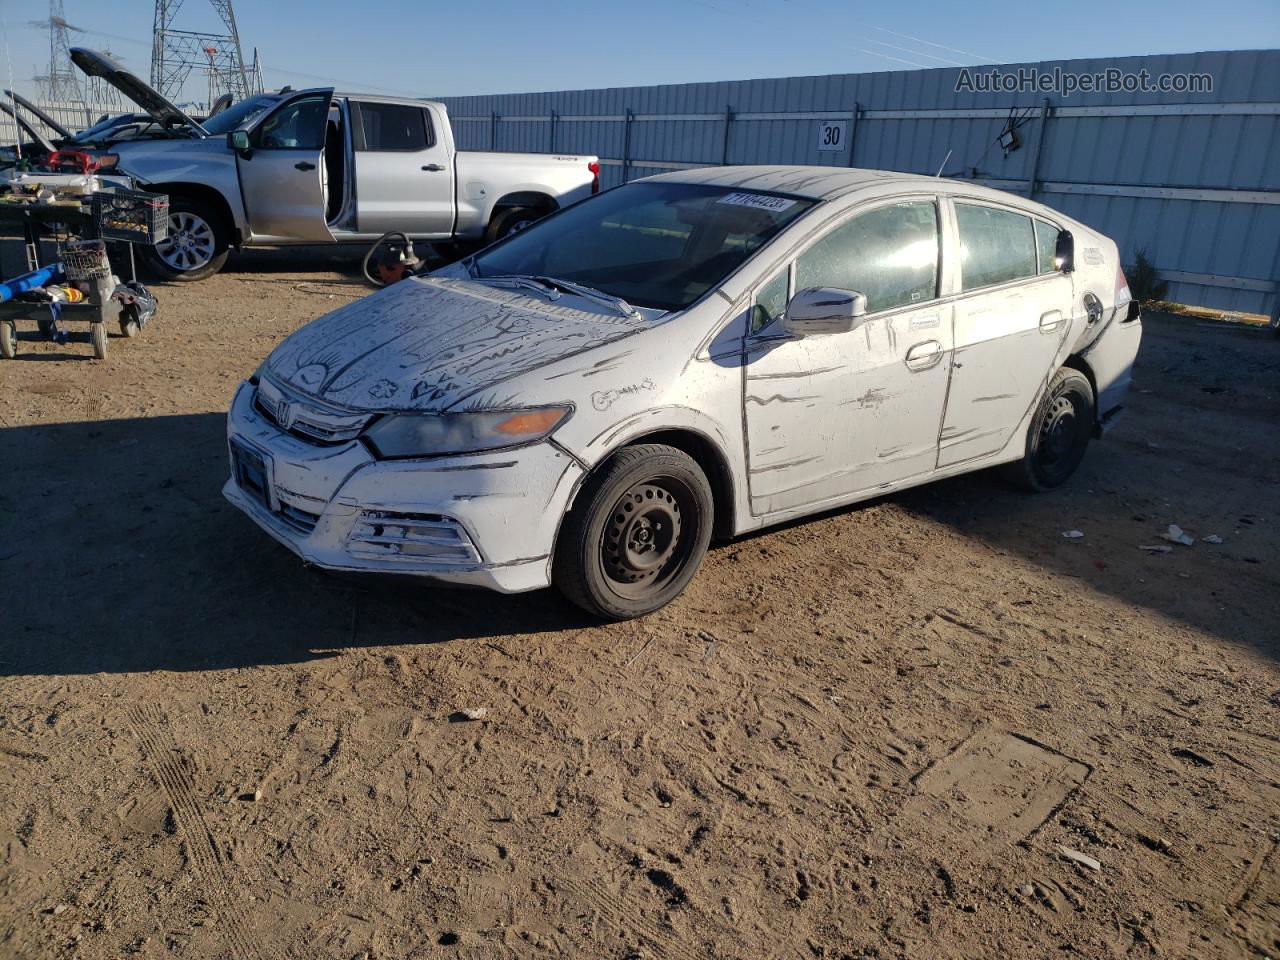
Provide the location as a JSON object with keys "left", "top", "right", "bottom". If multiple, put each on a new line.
{"left": 62, "top": 239, "right": 112, "bottom": 282}
{"left": 92, "top": 190, "right": 169, "bottom": 244}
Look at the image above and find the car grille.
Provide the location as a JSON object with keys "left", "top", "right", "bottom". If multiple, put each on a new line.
{"left": 255, "top": 377, "right": 372, "bottom": 445}
{"left": 347, "top": 511, "right": 480, "bottom": 565}
{"left": 277, "top": 501, "right": 321, "bottom": 535}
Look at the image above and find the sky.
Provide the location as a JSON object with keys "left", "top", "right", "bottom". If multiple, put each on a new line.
{"left": 1, "top": 0, "right": 1277, "bottom": 104}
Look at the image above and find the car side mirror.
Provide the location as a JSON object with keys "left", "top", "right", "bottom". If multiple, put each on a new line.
{"left": 784, "top": 287, "right": 868, "bottom": 336}
{"left": 227, "top": 130, "right": 251, "bottom": 156}
{"left": 1055, "top": 229, "right": 1075, "bottom": 273}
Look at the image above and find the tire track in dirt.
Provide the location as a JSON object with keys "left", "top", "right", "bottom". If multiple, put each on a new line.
{"left": 556, "top": 873, "right": 707, "bottom": 960}
{"left": 127, "top": 704, "right": 272, "bottom": 960}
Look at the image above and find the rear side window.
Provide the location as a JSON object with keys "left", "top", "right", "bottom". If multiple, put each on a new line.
{"left": 357, "top": 102, "right": 431, "bottom": 151}
{"left": 956, "top": 203, "right": 1037, "bottom": 290}
{"left": 1034, "top": 219, "right": 1059, "bottom": 274}
{"left": 794, "top": 200, "right": 939, "bottom": 313}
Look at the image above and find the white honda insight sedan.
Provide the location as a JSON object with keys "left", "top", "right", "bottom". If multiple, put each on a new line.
{"left": 224, "top": 165, "right": 1141, "bottom": 619}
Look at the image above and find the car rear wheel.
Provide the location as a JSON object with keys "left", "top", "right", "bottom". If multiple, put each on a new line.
{"left": 484, "top": 206, "right": 545, "bottom": 245}
{"left": 1004, "top": 367, "right": 1094, "bottom": 491}
{"left": 141, "top": 197, "right": 229, "bottom": 282}
{"left": 554, "top": 444, "right": 713, "bottom": 620}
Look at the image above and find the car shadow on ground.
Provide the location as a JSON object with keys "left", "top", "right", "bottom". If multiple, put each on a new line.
{"left": 3, "top": 334, "right": 1276, "bottom": 678}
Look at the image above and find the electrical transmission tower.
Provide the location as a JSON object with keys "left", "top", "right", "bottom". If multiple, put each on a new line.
{"left": 151, "top": 0, "right": 260, "bottom": 107}
{"left": 29, "top": 1, "right": 84, "bottom": 101}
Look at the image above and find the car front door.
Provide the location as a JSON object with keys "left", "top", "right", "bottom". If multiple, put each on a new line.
{"left": 938, "top": 201, "right": 1075, "bottom": 468}
{"left": 743, "top": 197, "right": 952, "bottom": 516}
{"left": 351, "top": 101, "right": 454, "bottom": 237}
{"left": 238, "top": 89, "right": 335, "bottom": 242}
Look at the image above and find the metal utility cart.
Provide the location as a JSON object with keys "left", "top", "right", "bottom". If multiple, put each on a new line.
{"left": 0, "top": 168, "right": 166, "bottom": 361}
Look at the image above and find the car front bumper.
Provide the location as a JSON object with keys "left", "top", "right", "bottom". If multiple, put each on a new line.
{"left": 222, "top": 380, "right": 584, "bottom": 593}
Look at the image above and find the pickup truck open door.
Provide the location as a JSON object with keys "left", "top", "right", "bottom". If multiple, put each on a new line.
{"left": 236, "top": 89, "right": 336, "bottom": 243}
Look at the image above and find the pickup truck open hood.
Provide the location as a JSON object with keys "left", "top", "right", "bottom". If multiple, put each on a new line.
{"left": 263, "top": 276, "right": 655, "bottom": 412}
{"left": 70, "top": 48, "right": 208, "bottom": 138}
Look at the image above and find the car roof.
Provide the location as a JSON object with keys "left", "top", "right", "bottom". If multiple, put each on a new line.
{"left": 638, "top": 164, "right": 1086, "bottom": 230}
{"left": 639, "top": 164, "right": 1018, "bottom": 202}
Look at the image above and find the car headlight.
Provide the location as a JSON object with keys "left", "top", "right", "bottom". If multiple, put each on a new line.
{"left": 363, "top": 406, "right": 572, "bottom": 459}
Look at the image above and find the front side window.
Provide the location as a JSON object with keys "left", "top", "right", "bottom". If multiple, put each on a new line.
{"left": 472, "top": 183, "right": 815, "bottom": 312}
{"left": 251, "top": 96, "right": 328, "bottom": 150}
{"left": 752, "top": 270, "right": 790, "bottom": 333}
{"left": 1034, "top": 219, "right": 1060, "bottom": 275}
{"left": 956, "top": 202, "right": 1037, "bottom": 291}
{"left": 794, "top": 201, "right": 939, "bottom": 314}
{"left": 357, "top": 102, "right": 431, "bottom": 151}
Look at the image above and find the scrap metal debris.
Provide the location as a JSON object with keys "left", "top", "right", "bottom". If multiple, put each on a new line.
{"left": 1161, "top": 524, "right": 1195, "bottom": 546}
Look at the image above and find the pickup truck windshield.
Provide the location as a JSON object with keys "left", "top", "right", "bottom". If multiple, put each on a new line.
{"left": 472, "top": 182, "right": 815, "bottom": 312}
{"left": 202, "top": 94, "right": 280, "bottom": 135}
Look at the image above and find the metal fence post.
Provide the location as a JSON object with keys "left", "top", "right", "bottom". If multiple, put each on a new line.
{"left": 721, "top": 104, "right": 734, "bottom": 165}
{"left": 622, "top": 108, "right": 634, "bottom": 182}
{"left": 846, "top": 102, "right": 860, "bottom": 167}
{"left": 1025, "top": 97, "right": 1052, "bottom": 197}
{"left": 490, "top": 111, "right": 498, "bottom": 151}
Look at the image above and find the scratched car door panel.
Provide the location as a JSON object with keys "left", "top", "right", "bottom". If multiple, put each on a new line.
{"left": 938, "top": 201, "right": 1075, "bottom": 468}
{"left": 743, "top": 199, "right": 952, "bottom": 516}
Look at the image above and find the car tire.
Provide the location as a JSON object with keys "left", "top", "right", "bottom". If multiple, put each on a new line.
{"left": 554, "top": 443, "right": 714, "bottom": 621}
{"left": 141, "top": 196, "right": 230, "bottom": 282}
{"left": 1003, "top": 367, "right": 1095, "bottom": 491}
{"left": 484, "top": 206, "right": 544, "bottom": 245}
{"left": 0, "top": 320, "right": 16, "bottom": 359}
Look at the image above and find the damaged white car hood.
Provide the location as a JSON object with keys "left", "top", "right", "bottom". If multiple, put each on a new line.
{"left": 263, "top": 276, "right": 657, "bottom": 412}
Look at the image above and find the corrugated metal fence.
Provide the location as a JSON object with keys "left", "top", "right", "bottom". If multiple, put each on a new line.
{"left": 0, "top": 100, "right": 116, "bottom": 145}
{"left": 438, "top": 50, "right": 1280, "bottom": 320}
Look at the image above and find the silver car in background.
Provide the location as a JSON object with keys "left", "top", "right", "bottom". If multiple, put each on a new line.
{"left": 224, "top": 166, "right": 1141, "bottom": 620}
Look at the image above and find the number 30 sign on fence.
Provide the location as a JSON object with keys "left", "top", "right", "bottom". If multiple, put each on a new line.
{"left": 816, "top": 120, "right": 847, "bottom": 152}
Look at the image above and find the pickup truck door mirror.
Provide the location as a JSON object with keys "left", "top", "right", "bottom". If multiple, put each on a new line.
{"left": 784, "top": 287, "right": 868, "bottom": 336}
{"left": 227, "top": 129, "right": 251, "bottom": 156}
{"left": 1055, "top": 229, "right": 1075, "bottom": 273}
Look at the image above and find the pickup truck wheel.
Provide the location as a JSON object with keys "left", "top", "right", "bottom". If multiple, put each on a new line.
{"left": 554, "top": 444, "right": 713, "bottom": 621}
{"left": 1003, "top": 368, "right": 1094, "bottom": 491}
{"left": 142, "top": 199, "right": 229, "bottom": 281}
{"left": 485, "top": 206, "right": 543, "bottom": 245}
{"left": 0, "top": 320, "right": 16, "bottom": 359}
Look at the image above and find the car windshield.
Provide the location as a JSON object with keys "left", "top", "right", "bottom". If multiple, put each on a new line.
{"left": 472, "top": 182, "right": 816, "bottom": 312}
{"left": 201, "top": 94, "right": 280, "bottom": 135}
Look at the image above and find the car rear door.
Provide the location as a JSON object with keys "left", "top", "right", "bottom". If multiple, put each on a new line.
{"left": 238, "top": 89, "right": 335, "bottom": 242}
{"left": 743, "top": 197, "right": 952, "bottom": 516}
{"left": 937, "top": 200, "right": 1075, "bottom": 468}
{"left": 351, "top": 100, "right": 454, "bottom": 237}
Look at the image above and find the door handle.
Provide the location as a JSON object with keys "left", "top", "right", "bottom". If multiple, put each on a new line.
{"left": 421, "top": 163, "right": 445, "bottom": 172}
{"left": 904, "top": 340, "right": 943, "bottom": 371}
{"left": 294, "top": 161, "right": 316, "bottom": 171}
{"left": 1039, "top": 309, "right": 1065, "bottom": 332}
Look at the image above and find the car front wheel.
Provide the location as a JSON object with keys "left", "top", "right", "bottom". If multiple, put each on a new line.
{"left": 141, "top": 198, "right": 230, "bottom": 282}
{"left": 554, "top": 443, "right": 713, "bottom": 620}
{"left": 1004, "top": 367, "right": 1095, "bottom": 491}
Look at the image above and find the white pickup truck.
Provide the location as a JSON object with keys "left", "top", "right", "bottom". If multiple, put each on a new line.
{"left": 68, "top": 48, "right": 600, "bottom": 280}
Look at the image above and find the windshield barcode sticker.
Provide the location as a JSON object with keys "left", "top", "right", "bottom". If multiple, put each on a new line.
{"left": 716, "top": 192, "right": 797, "bottom": 212}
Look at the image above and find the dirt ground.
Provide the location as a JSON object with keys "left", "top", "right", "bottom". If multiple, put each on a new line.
{"left": 1, "top": 244, "right": 1277, "bottom": 960}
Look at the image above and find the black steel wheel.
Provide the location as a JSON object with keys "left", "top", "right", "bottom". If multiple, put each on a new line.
{"left": 1004, "top": 367, "right": 1094, "bottom": 491}
{"left": 554, "top": 443, "right": 713, "bottom": 620}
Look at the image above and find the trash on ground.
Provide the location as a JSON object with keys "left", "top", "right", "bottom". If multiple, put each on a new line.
{"left": 1139, "top": 544, "right": 1173, "bottom": 553}
{"left": 1161, "top": 524, "right": 1195, "bottom": 546}
{"left": 1062, "top": 530, "right": 1084, "bottom": 540}
{"left": 449, "top": 707, "right": 489, "bottom": 722}
{"left": 1059, "top": 846, "right": 1102, "bottom": 871}
{"left": 1202, "top": 534, "right": 1224, "bottom": 544}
